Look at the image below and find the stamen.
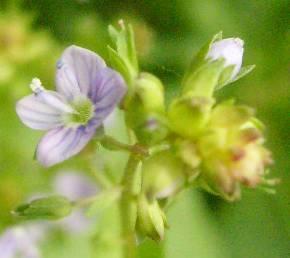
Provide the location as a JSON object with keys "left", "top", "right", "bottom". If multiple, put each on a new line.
{"left": 30, "top": 78, "right": 45, "bottom": 94}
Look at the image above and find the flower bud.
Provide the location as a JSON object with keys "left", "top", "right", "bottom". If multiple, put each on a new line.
{"left": 142, "top": 151, "right": 185, "bottom": 199}
{"left": 182, "top": 33, "right": 253, "bottom": 96}
{"left": 207, "top": 38, "right": 244, "bottom": 81}
{"left": 126, "top": 73, "right": 168, "bottom": 145}
{"left": 134, "top": 114, "right": 169, "bottom": 145}
{"left": 135, "top": 72, "right": 165, "bottom": 114}
{"left": 13, "top": 195, "right": 72, "bottom": 220}
{"left": 136, "top": 194, "right": 168, "bottom": 241}
{"left": 168, "top": 96, "right": 214, "bottom": 139}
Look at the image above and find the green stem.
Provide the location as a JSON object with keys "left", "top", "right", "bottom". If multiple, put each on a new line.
{"left": 120, "top": 154, "right": 142, "bottom": 258}
{"left": 101, "top": 135, "right": 148, "bottom": 156}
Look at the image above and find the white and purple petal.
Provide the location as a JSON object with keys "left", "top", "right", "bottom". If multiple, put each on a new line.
{"left": 56, "top": 45, "right": 106, "bottom": 99}
{"left": 88, "top": 67, "right": 127, "bottom": 128}
{"left": 16, "top": 91, "right": 73, "bottom": 130}
{"left": 36, "top": 126, "right": 96, "bottom": 167}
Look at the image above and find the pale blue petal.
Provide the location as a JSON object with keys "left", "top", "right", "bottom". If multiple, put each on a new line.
{"left": 36, "top": 126, "right": 96, "bottom": 167}
{"left": 88, "top": 67, "right": 127, "bottom": 128}
{"left": 16, "top": 91, "right": 73, "bottom": 130}
{"left": 56, "top": 45, "right": 106, "bottom": 99}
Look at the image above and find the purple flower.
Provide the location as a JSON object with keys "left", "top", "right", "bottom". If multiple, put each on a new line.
{"left": 0, "top": 225, "right": 43, "bottom": 258}
{"left": 16, "top": 46, "right": 127, "bottom": 167}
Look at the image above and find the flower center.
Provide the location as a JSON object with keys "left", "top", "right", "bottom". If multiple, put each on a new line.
{"left": 70, "top": 97, "right": 94, "bottom": 125}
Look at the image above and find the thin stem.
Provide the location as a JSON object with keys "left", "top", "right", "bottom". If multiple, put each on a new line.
{"left": 120, "top": 154, "right": 142, "bottom": 258}
{"left": 101, "top": 135, "right": 148, "bottom": 156}
{"left": 73, "top": 195, "right": 98, "bottom": 209}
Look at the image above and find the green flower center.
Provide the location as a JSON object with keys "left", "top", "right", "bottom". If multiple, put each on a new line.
{"left": 70, "top": 97, "right": 94, "bottom": 125}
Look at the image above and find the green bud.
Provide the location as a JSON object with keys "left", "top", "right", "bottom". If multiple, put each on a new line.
{"left": 168, "top": 95, "right": 215, "bottom": 139}
{"left": 136, "top": 194, "right": 168, "bottom": 241}
{"left": 13, "top": 195, "right": 72, "bottom": 220}
{"left": 126, "top": 73, "right": 168, "bottom": 145}
{"left": 182, "top": 32, "right": 255, "bottom": 96}
{"left": 142, "top": 151, "right": 185, "bottom": 199}
{"left": 134, "top": 114, "right": 168, "bottom": 145}
{"left": 135, "top": 72, "right": 165, "bottom": 114}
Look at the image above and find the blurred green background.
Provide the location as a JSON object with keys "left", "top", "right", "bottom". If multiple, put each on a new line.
{"left": 0, "top": 0, "right": 289, "bottom": 257}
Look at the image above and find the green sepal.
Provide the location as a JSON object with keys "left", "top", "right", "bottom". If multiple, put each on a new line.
{"left": 216, "top": 64, "right": 256, "bottom": 90}
{"left": 230, "top": 65, "right": 255, "bottom": 83}
{"left": 182, "top": 31, "right": 223, "bottom": 85}
{"left": 182, "top": 59, "right": 226, "bottom": 98}
{"left": 12, "top": 195, "right": 72, "bottom": 220}
{"left": 215, "top": 64, "right": 235, "bottom": 90}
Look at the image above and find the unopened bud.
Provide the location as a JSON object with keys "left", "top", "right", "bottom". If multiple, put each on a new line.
{"left": 13, "top": 195, "right": 72, "bottom": 220}
{"left": 168, "top": 96, "right": 214, "bottom": 139}
{"left": 136, "top": 194, "right": 168, "bottom": 241}
{"left": 142, "top": 151, "right": 185, "bottom": 199}
{"left": 207, "top": 38, "right": 244, "bottom": 80}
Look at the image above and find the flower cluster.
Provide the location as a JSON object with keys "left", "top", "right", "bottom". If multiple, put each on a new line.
{"left": 14, "top": 22, "right": 276, "bottom": 250}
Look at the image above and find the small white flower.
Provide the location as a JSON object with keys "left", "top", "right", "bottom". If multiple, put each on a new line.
{"left": 207, "top": 38, "right": 244, "bottom": 79}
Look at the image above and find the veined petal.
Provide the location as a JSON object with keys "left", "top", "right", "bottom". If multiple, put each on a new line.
{"left": 36, "top": 126, "right": 96, "bottom": 167}
{"left": 88, "top": 67, "right": 127, "bottom": 128}
{"left": 16, "top": 91, "right": 73, "bottom": 130}
{"left": 56, "top": 45, "right": 106, "bottom": 99}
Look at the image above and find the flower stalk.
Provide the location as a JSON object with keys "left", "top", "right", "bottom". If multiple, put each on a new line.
{"left": 120, "top": 153, "right": 142, "bottom": 258}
